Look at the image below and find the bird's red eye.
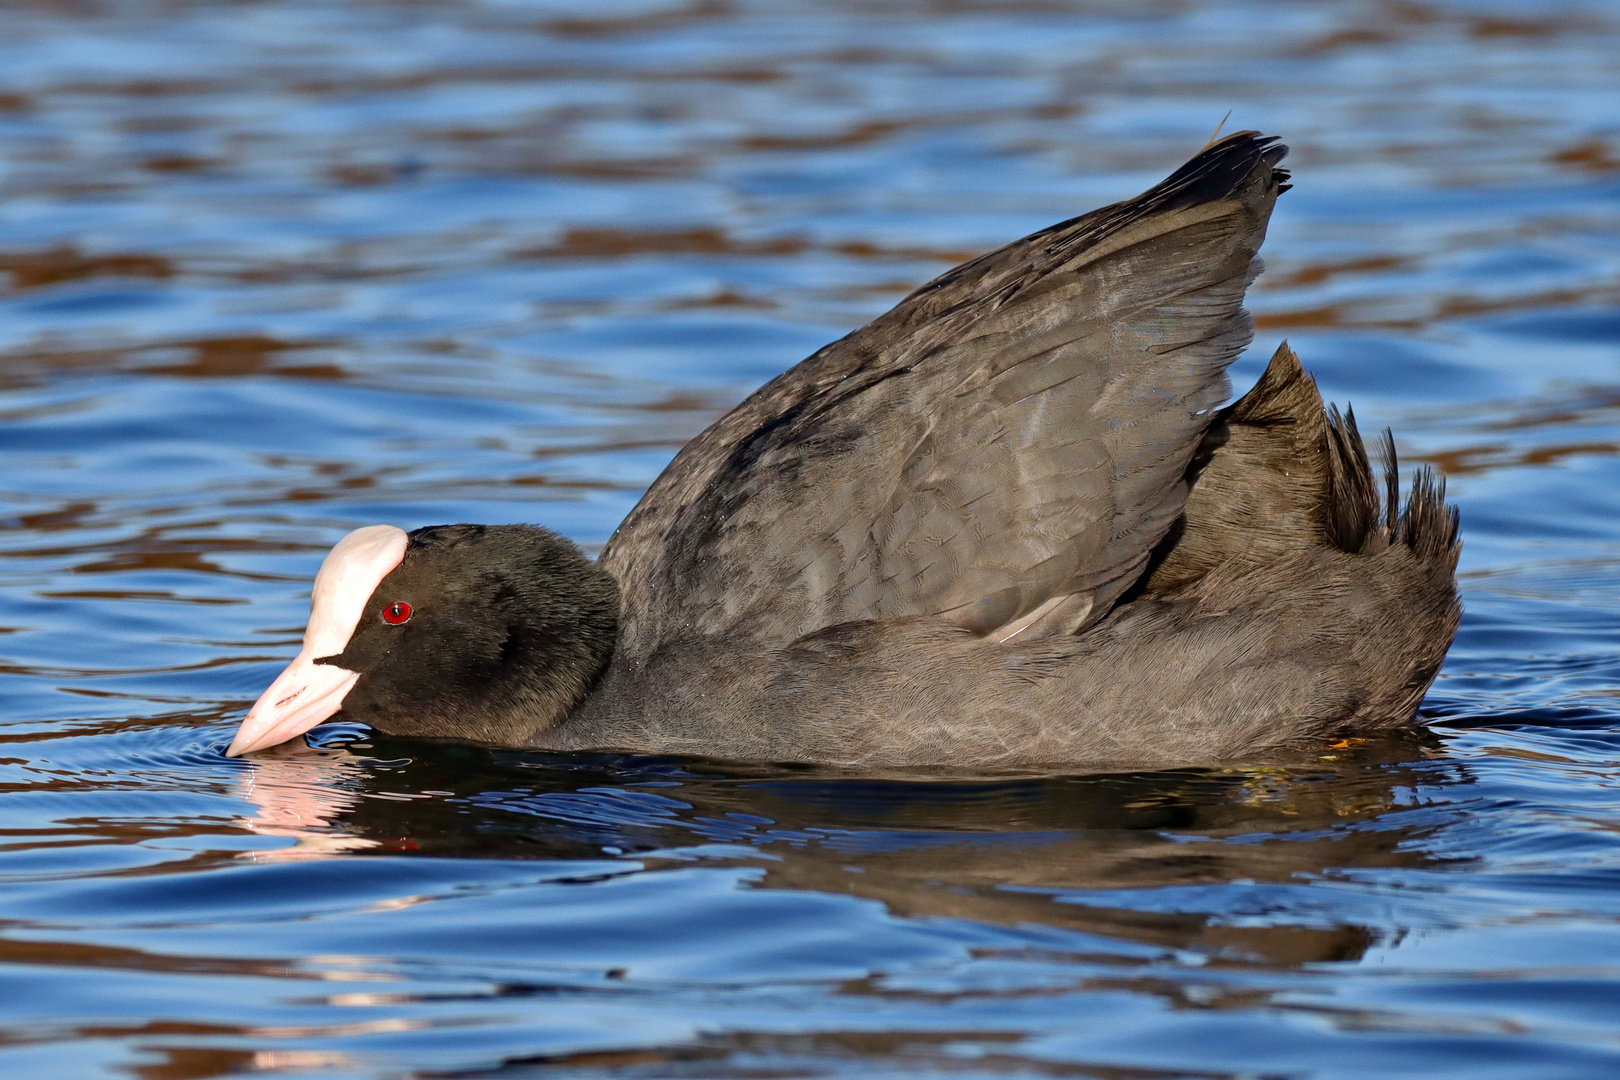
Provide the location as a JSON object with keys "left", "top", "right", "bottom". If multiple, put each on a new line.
{"left": 382, "top": 601, "right": 412, "bottom": 625}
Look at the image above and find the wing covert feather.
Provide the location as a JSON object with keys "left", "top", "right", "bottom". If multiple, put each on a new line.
{"left": 602, "top": 132, "right": 1290, "bottom": 658}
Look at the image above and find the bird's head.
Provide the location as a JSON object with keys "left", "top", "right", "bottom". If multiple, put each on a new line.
{"left": 226, "top": 523, "right": 618, "bottom": 756}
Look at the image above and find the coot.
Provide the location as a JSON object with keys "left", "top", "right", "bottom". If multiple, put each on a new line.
{"left": 227, "top": 131, "right": 1460, "bottom": 767}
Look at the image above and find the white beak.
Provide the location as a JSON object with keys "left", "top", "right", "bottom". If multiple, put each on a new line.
{"left": 227, "top": 650, "right": 359, "bottom": 756}
{"left": 226, "top": 524, "right": 408, "bottom": 757}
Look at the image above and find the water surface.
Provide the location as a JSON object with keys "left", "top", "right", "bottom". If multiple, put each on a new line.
{"left": 3, "top": 1, "right": 1620, "bottom": 1076}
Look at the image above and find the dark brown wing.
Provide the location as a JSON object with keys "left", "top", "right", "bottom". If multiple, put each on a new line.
{"left": 601, "top": 132, "right": 1290, "bottom": 659}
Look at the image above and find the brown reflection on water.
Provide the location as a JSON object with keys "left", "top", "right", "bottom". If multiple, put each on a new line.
{"left": 133, "top": 1045, "right": 358, "bottom": 1080}
{"left": 0, "top": 246, "right": 173, "bottom": 293}
{"left": 1549, "top": 139, "right": 1620, "bottom": 175}
{"left": 1422, "top": 440, "right": 1620, "bottom": 476}
{"left": 0, "top": 930, "right": 311, "bottom": 982}
{"left": 1290, "top": 2, "right": 1592, "bottom": 55}
{"left": 70, "top": 543, "right": 284, "bottom": 580}
{"left": 515, "top": 227, "right": 808, "bottom": 261}
{"left": 540, "top": 0, "right": 731, "bottom": 40}
{"left": 1407, "top": 381, "right": 1620, "bottom": 474}
{"left": 1254, "top": 278, "right": 1620, "bottom": 332}
{"left": 1264, "top": 255, "right": 1412, "bottom": 289}
{"left": 510, "top": 227, "right": 980, "bottom": 267}
{"left": 136, "top": 337, "right": 346, "bottom": 381}
{"left": 1, "top": 501, "right": 97, "bottom": 534}
{"left": 0, "top": 336, "right": 348, "bottom": 390}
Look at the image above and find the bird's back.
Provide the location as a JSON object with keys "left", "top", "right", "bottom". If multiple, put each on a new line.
{"left": 555, "top": 341, "right": 1459, "bottom": 767}
{"left": 545, "top": 133, "right": 1460, "bottom": 767}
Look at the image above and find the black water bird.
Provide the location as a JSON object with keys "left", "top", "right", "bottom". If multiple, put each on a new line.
{"left": 227, "top": 131, "right": 1461, "bottom": 768}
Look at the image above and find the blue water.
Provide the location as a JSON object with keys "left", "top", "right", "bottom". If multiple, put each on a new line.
{"left": 3, "top": 1, "right": 1620, "bottom": 1076}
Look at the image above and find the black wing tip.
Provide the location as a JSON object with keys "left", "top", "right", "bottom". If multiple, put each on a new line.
{"left": 1152, "top": 130, "right": 1291, "bottom": 211}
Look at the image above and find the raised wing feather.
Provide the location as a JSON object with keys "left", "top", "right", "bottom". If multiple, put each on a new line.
{"left": 601, "top": 132, "right": 1290, "bottom": 658}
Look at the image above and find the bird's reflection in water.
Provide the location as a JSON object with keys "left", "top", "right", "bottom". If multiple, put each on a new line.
{"left": 234, "top": 725, "right": 1471, "bottom": 967}
{"left": 234, "top": 739, "right": 381, "bottom": 860}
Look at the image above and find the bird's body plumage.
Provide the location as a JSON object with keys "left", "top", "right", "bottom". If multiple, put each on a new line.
{"left": 227, "top": 131, "right": 1461, "bottom": 768}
